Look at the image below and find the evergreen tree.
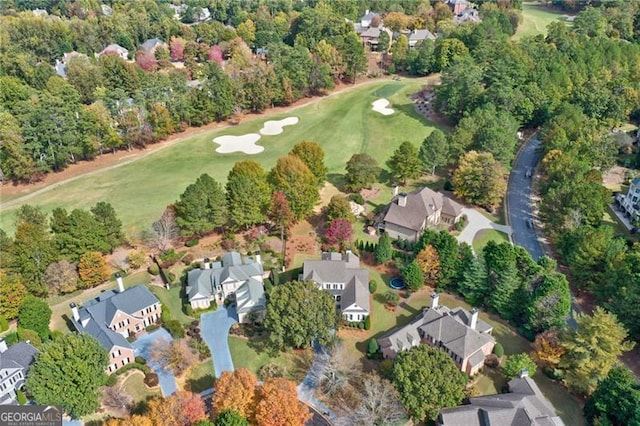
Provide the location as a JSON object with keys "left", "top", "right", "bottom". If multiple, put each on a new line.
{"left": 584, "top": 367, "right": 640, "bottom": 426}
{"left": 489, "top": 263, "right": 521, "bottom": 320}
{"left": 375, "top": 232, "right": 393, "bottom": 264}
{"left": 175, "top": 174, "right": 227, "bottom": 236}
{"left": 459, "top": 255, "right": 488, "bottom": 306}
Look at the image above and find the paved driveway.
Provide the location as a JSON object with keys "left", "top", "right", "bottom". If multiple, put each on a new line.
{"left": 457, "top": 208, "right": 512, "bottom": 248}
{"left": 200, "top": 306, "right": 237, "bottom": 378}
{"left": 131, "top": 328, "right": 178, "bottom": 397}
{"left": 297, "top": 343, "right": 336, "bottom": 420}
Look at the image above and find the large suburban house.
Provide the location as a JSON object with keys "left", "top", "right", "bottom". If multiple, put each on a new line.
{"left": 438, "top": 371, "right": 565, "bottom": 426}
{"left": 616, "top": 176, "right": 640, "bottom": 225}
{"left": 377, "top": 187, "right": 465, "bottom": 241}
{"left": 70, "top": 276, "right": 161, "bottom": 373}
{"left": 97, "top": 43, "right": 129, "bottom": 60}
{"left": 0, "top": 339, "right": 38, "bottom": 405}
{"left": 186, "top": 252, "right": 267, "bottom": 323}
{"left": 447, "top": 0, "right": 469, "bottom": 15}
{"left": 408, "top": 29, "right": 437, "bottom": 48}
{"left": 378, "top": 293, "right": 495, "bottom": 375}
{"left": 140, "top": 38, "right": 167, "bottom": 55}
{"left": 301, "top": 252, "right": 370, "bottom": 323}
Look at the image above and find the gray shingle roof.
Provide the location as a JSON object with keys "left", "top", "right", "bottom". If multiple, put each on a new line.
{"left": 186, "top": 252, "right": 263, "bottom": 302}
{"left": 140, "top": 38, "right": 165, "bottom": 52}
{"left": 409, "top": 29, "right": 437, "bottom": 42}
{"left": 302, "top": 252, "right": 370, "bottom": 315}
{"left": 236, "top": 277, "right": 266, "bottom": 314}
{"left": 383, "top": 187, "right": 449, "bottom": 231}
{"left": 71, "top": 285, "right": 159, "bottom": 351}
{"left": 442, "top": 196, "right": 464, "bottom": 218}
{"left": 0, "top": 342, "right": 38, "bottom": 371}
{"left": 378, "top": 304, "right": 494, "bottom": 361}
{"left": 438, "top": 377, "right": 565, "bottom": 426}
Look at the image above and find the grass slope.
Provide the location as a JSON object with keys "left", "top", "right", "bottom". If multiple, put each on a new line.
{"left": 0, "top": 78, "right": 436, "bottom": 236}
{"left": 472, "top": 229, "right": 510, "bottom": 252}
{"left": 515, "top": 1, "right": 568, "bottom": 39}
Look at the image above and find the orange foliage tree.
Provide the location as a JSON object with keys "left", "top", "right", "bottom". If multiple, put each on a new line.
{"left": 254, "top": 378, "right": 311, "bottom": 426}
{"left": 531, "top": 329, "right": 565, "bottom": 370}
{"left": 147, "top": 390, "right": 206, "bottom": 426}
{"left": 415, "top": 245, "right": 441, "bottom": 287}
{"left": 213, "top": 368, "right": 258, "bottom": 421}
{"left": 104, "top": 415, "right": 153, "bottom": 426}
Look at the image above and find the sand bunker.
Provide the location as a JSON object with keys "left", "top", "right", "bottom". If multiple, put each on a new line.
{"left": 213, "top": 134, "right": 263, "bottom": 154}
{"left": 372, "top": 99, "right": 394, "bottom": 116}
{"left": 259, "top": 117, "right": 299, "bottom": 136}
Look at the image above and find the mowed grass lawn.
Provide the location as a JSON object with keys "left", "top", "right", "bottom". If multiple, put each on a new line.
{"left": 0, "top": 78, "right": 437, "bottom": 236}
{"left": 340, "top": 284, "right": 583, "bottom": 425}
{"left": 472, "top": 229, "right": 510, "bottom": 252}
{"left": 515, "top": 1, "right": 570, "bottom": 39}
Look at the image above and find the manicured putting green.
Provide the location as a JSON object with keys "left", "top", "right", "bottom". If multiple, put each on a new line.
{"left": 0, "top": 78, "right": 438, "bottom": 236}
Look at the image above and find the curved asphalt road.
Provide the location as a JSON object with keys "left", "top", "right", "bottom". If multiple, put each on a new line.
{"left": 507, "top": 135, "right": 579, "bottom": 328}
{"left": 507, "top": 137, "right": 545, "bottom": 260}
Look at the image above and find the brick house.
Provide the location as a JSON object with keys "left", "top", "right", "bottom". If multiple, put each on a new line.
{"left": 70, "top": 276, "right": 161, "bottom": 373}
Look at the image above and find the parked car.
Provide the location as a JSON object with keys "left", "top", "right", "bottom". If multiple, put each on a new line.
{"left": 526, "top": 219, "right": 534, "bottom": 229}
{"left": 525, "top": 168, "right": 533, "bottom": 178}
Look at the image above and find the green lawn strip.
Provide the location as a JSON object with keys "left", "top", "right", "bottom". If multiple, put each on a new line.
{"left": 185, "top": 359, "right": 215, "bottom": 393}
{"left": 533, "top": 371, "right": 585, "bottom": 426}
{"left": 515, "top": 1, "right": 569, "bottom": 40}
{"left": 472, "top": 229, "right": 510, "bottom": 253}
{"left": 228, "top": 335, "right": 307, "bottom": 381}
{"left": 48, "top": 270, "right": 151, "bottom": 332}
{"left": 121, "top": 371, "right": 160, "bottom": 403}
{"left": 0, "top": 78, "right": 438, "bottom": 236}
{"left": 148, "top": 285, "right": 195, "bottom": 325}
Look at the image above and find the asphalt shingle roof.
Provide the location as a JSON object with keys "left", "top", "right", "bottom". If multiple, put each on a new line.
{"left": 72, "top": 285, "right": 159, "bottom": 351}
{"left": 382, "top": 187, "right": 460, "bottom": 231}
{"left": 302, "top": 252, "right": 370, "bottom": 315}
{"left": 236, "top": 277, "right": 266, "bottom": 314}
{"left": 438, "top": 377, "right": 565, "bottom": 426}
{"left": 0, "top": 342, "right": 38, "bottom": 371}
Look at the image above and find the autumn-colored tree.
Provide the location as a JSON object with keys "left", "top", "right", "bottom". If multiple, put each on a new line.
{"left": 145, "top": 391, "right": 206, "bottom": 425}
{"left": 77, "top": 251, "right": 108, "bottom": 288}
{"left": 170, "top": 36, "right": 185, "bottom": 61}
{"left": 213, "top": 369, "right": 258, "bottom": 421}
{"left": 104, "top": 415, "right": 153, "bottom": 426}
{"left": 325, "top": 219, "right": 353, "bottom": 249}
{"left": 254, "top": 378, "right": 311, "bottom": 426}
{"left": 268, "top": 191, "right": 294, "bottom": 242}
{"left": 208, "top": 45, "right": 224, "bottom": 66}
{"left": 268, "top": 156, "right": 320, "bottom": 220}
{"left": 289, "top": 141, "right": 328, "bottom": 186}
{"left": 531, "top": 329, "right": 565, "bottom": 370}
{"left": 384, "top": 11, "right": 411, "bottom": 31}
{"left": 151, "top": 338, "right": 198, "bottom": 377}
{"left": 0, "top": 270, "right": 28, "bottom": 320}
{"left": 136, "top": 51, "right": 158, "bottom": 72}
{"left": 415, "top": 245, "right": 441, "bottom": 287}
{"left": 453, "top": 151, "right": 507, "bottom": 210}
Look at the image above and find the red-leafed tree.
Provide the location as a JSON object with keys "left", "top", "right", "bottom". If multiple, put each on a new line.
{"left": 170, "top": 36, "right": 185, "bottom": 61}
{"left": 254, "top": 378, "right": 311, "bottom": 426}
{"left": 136, "top": 51, "right": 158, "bottom": 72}
{"left": 146, "top": 390, "right": 206, "bottom": 425}
{"left": 268, "top": 191, "right": 294, "bottom": 242}
{"left": 325, "top": 219, "right": 353, "bottom": 248}
{"left": 208, "top": 45, "right": 223, "bottom": 66}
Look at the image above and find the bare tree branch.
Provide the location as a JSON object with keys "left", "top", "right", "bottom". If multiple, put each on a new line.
{"left": 144, "top": 207, "right": 180, "bottom": 251}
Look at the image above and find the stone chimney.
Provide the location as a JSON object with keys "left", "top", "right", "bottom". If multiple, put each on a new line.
{"left": 116, "top": 272, "right": 125, "bottom": 293}
{"left": 70, "top": 302, "right": 80, "bottom": 321}
{"left": 0, "top": 338, "right": 7, "bottom": 353}
{"left": 469, "top": 307, "right": 478, "bottom": 330}
{"left": 393, "top": 185, "right": 399, "bottom": 196}
{"left": 430, "top": 292, "right": 439, "bottom": 309}
{"left": 398, "top": 193, "right": 408, "bottom": 207}
{"left": 203, "top": 258, "right": 210, "bottom": 269}
{"left": 519, "top": 369, "right": 529, "bottom": 378}
{"left": 254, "top": 251, "right": 262, "bottom": 265}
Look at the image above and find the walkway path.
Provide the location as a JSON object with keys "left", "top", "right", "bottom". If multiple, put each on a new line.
{"left": 131, "top": 328, "right": 178, "bottom": 397}
{"left": 456, "top": 207, "right": 512, "bottom": 247}
{"left": 296, "top": 343, "right": 336, "bottom": 421}
{"left": 200, "top": 306, "right": 237, "bottom": 378}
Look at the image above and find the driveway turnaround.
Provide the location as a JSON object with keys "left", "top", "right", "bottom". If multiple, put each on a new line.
{"left": 132, "top": 328, "right": 178, "bottom": 397}
{"left": 200, "top": 306, "right": 238, "bottom": 378}
{"left": 456, "top": 208, "right": 512, "bottom": 248}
